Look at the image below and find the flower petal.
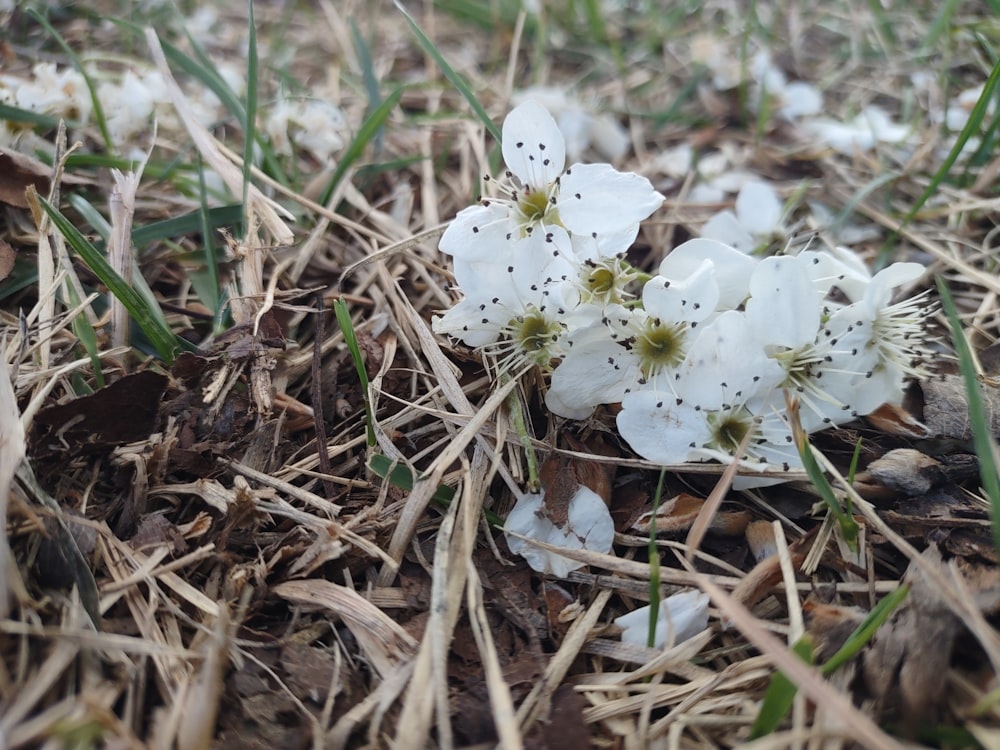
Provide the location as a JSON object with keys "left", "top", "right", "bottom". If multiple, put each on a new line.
{"left": 642, "top": 260, "right": 720, "bottom": 325}
{"left": 659, "top": 238, "right": 757, "bottom": 310}
{"left": 617, "top": 390, "right": 706, "bottom": 465}
{"left": 745, "top": 256, "right": 819, "bottom": 349}
{"left": 557, "top": 163, "right": 663, "bottom": 237}
{"left": 439, "top": 202, "right": 516, "bottom": 262}
{"left": 701, "top": 210, "right": 756, "bottom": 253}
{"left": 735, "top": 180, "right": 782, "bottom": 236}
{"left": 502, "top": 100, "right": 566, "bottom": 188}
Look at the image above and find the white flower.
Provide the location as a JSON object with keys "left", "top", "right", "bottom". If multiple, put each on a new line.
{"left": 616, "top": 589, "right": 710, "bottom": 648}
{"left": 818, "top": 262, "right": 932, "bottom": 416}
{"left": 504, "top": 485, "right": 614, "bottom": 577}
{"left": 438, "top": 100, "right": 663, "bottom": 265}
{"left": 99, "top": 70, "right": 156, "bottom": 147}
{"left": 701, "top": 180, "right": 784, "bottom": 254}
{"left": 744, "top": 255, "right": 857, "bottom": 430}
{"left": 433, "top": 232, "right": 575, "bottom": 372}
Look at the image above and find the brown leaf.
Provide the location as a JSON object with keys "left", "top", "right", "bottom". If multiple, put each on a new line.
{"left": 864, "top": 401, "right": 930, "bottom": 438}
{"left": 538, "top": 435, "right": 616, "bottom": 526}
{"left": 30, "top": 370, "right": 168, "bottom": 458}
{"left": 862, "top": 546, "right": 963, "bottom": 729}
{"left": 854, "top": 448, "right": 943, "bottom": 498}
{"left": 919, "top": 374, "right": 1000, "bottom": 441}
{"left": 631, "top": 492, "right": 751, "bottom": 536}
{"left": 0, "top": 239, "right": 13, "bottom": 282}
{"left": 0, "top": 147, "right": 90, "bottom": 208}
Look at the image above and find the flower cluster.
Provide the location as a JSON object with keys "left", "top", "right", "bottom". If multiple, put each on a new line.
{"left": 435, "top": 100, "right": 936, "bottom": 480}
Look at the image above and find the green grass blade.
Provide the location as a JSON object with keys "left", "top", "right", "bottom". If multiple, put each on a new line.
{"left": 196, "top": 156, "right": 222, "bottom": 314}
{"left": 749, "top": 636, "right": 814, "bottom": 739}
{"left": 317, "top": 87, "right": 404, "bottom": 207}
{"left": 802, "top": 443, "right": 858, "bottom": 549}
{"left": 350, "top": 18, "right": 382, "bottom": 115}
{"left": 242, "top": 0, "right": 259, "bottom": 213}
{"left": 750, "top": 584, "right": 908, "bottom": 738}
{"left": 920, "top": 0, "right": 963, "bottom": 54}
{"left": 39, "top": 197, "right": 181, "bottom": 363}
{"left": 902, "top": 56, "right": 1000, "bottom": 227}
{"left": 368, "top": 453, "right": 505, "bottom": 526}
{"left": 131, "top": 204, "right": 244, "bottom": 248}
{"left": 394, "top": 0, "right": 501, "bottom": 143}
{"left": 648, "top": 468, "right": 667, "bottom": 649}
{"left": 62, "top": 276, "right": 104, "bottom": 389}
{"left": 821, "top": 585, "right": 909, "bottom": 674}
{"left": 333, "top": 298, "right": 376, "bottom": 447}
{"left": 0, "top": 102, "right": 63, "bottom": 129}
{"left": 26, "top": 8, "right": 113, "bottom": 151}
{"left": 937, "top": 277, "right": 1000, "bottom": 557}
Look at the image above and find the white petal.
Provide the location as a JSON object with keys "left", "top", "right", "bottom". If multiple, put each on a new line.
{"left": 678, "top": 311, "right": 783, "bottom": 407}
{"left": 745, "top": 256, "right": 819, "bottom": 348}
{"left": 569, "top": 223, "right": 639, "bottom": 262}
{"left": 503, "top": 486, "right": 613, "bottom": 577}
{"left": 556, "top": 109, "right": 591, "bottom": 162}
{"left": 439, "top": 203, "right": 515, "bottom": 262}
{"left": 617, "top": 390, "right": 706, "bottom": 464}
{"left": 566, "top": 486, "right": 614, "bottom": 555}
{"left": 616, "top": 590, "right": 710, "bottom": 648}
{"left": 431, "top": 298, "right": 502, "bottom": 348}
{"left": 557, "top": 163, "right": 664, "bottom": 236}
{"left": 701, "top": 210, "right": 756, "bottom": 254}
{"left": 503, "top": 492, "right": 565, "bottom": 575}
{"left": 502, "top": 100, "right": 566, "bottom": 188}
{"left": 779, "top": 81, "right": 823, "bottom": 120}
{"left": 659, "top": 238, "right": 758, "bottom": 310}
{"left": 589, "top": 114, "right": 630, "bottom": 161}
{"left": 864, "top": 262, "right": 925, "bottom": 311}
{"left": 548, "top": 333, "right": 639, "bottom": 416}
{"left": 642, "top": 261, "right": 719, "bottom": 325}
{"left": 735, "top": 181, "right": 782, "bottom": 236}
{"left": 799, "top": 247, "right": 871, "bottom": 301}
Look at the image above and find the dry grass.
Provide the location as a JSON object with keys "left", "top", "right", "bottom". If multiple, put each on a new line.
{"left": 2, "top": 1, "right": 1000, "bottom": 748}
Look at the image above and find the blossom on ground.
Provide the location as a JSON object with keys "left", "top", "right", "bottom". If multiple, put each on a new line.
{"left": 616, "top": 589, "right": 710, "bottom": 648}
{"left": 430, "top": 101, "right": 936, "bottom": 571}
{"left": 701, "top": 180, "right": 784, "bottom": 254}
{"left": 433, "top": 236, "right": 576, "bottom": 373}
{"left": 503, "top": 485, "right": 615, "bottom": 577}
{"left": 616, "top": 310, "right": 798, "bottom": 470}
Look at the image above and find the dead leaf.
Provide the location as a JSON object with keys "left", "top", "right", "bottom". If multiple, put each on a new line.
{"left": 30, "top": 370, "right": 167, "bottom": 458}
{"left": 854, "top": 448, "right": 943, "bottom": 498}
{"left": 631, "top": 492, "right": 751, "bottom": 536}
{"left": 863, "top": 546, "right": 963, "bottom": 729}
{"left": 919, "top": 374, "right": 1000, "bottom": 441}
{"left": 0, "top": 147, "right": 90, "bottom": 208}
{"left": 864, "top": 401, "right": 930, "bottom": 438}
{"left": 0, "top": 239, "right": 14, "bottom": 282}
